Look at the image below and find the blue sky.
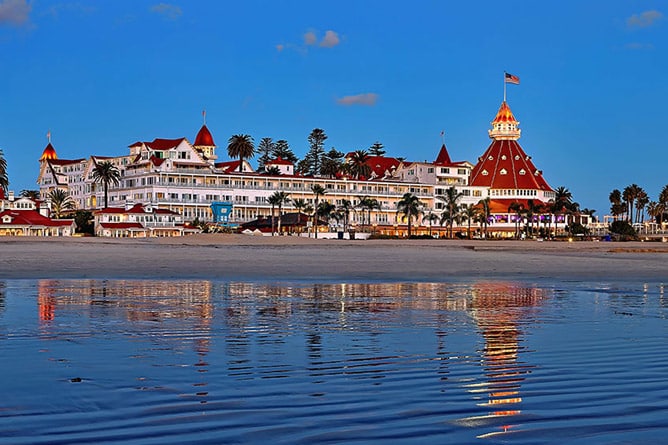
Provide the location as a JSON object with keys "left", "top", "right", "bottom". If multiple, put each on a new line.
{"left": 1, "top": 0, "right": 666, "bottom": 215}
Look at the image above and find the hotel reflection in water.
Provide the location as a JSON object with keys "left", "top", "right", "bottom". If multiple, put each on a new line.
{"left": 36, "top": 279, "right": 546, "bottom": 437}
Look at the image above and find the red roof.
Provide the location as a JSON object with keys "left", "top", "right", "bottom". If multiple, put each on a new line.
{"left": 434, "top": 144, "right": 452, "bottom": 165}
{"left": 40, "top": 143, "right": 58, "bottom": 161}
{"left": 266, "top": 156, "right": 293, "bottom": 166}
{"left": 139, "top": 138, "right": 186, "bottom": 151}
{"left": 215, "top": 160, "right": 242, "bottom": 172}
{"left": 47, "top": 158, "right": 85, "bottom": 166}
{"left": 194, "top": 125, "right": 215, "bottom": 147}
{"left": 492, "top": 101, "right": 518, "bottom": 124}
{"left": 0, "top": 210, "right": 74, "bottom": 227}
{"left": 365, "top": 156, "right": 400, "bottom": 178}
{"left": 469, "top": 139, "right": 552, "bottom": 191}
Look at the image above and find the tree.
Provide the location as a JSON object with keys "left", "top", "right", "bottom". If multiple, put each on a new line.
{"left": 227, "top": 134, "right": 255, "bottom": 172}
{"left": 264, "top": 166, "right": 281, "bottom": 176}
{"left": 348, "top": 150, "right": 372, "bottom": 179}
{"left": 267, "top": 192, "right": 279, "bottom": 235}
{"left": 48, "top": 189, "right": 75, "bottom": 218}
{"left": 357, "top": 196, "right": 380, "bottom": 231}
{"left": 272, "top": 139, "right": 298, "bottom": 164}
{"left": 461, "top": 205, "right": 480, "bottom": 240}
{"left": 437, "top": 186, "right": 463, "bottom": 238}
{"left": 635, "top": 188, "right": 649, "bottom": 223}
{"left": 0, "top": 149, "right": 9, "bottom": 195}
{"left": 609, "top": 189, "right": 624, "bottom": 221}
{"left": 508, "top": 202, "right": 524, "bottom": 239}
{"left": 292, "top": 198, "right": 308, "bottom": 234}
{"left": 270, "top": 191, "right": 291, "bottom": 235}
{"left": 321, "top": 148, "right": 344, "bottom": 178}
{"left": 317, "top": 201, "right": 336, "bottom": 228}
{"left": 73, "top": 209, "right": 94, "bottom": 235}
{"left": 369, "top": 141, "right": 386, "bottom": 157}
{"left": 396, "top": 192, "right": 423, "bottom": 237}
{"left": 310, "top": 184, "right": 326, "bottom": 238}
{"left": 257, "top": 137, "right": 275, "bottom": 171}
{"left": 477, "top": 197, "right": 492, "bottom": 238}
{"left": 20, "top": 189, "right": 40, "bottom": 200}
{"left": 422, "top": 211, "right": 439, "bottom": 237}
{"left": 91, "top": 160, "right": 121, "bottom": 208}
{"left": 306, "top": 128, "right": 327, "bottom": 176}
{"left": 337, "top": 199, "right": 355, "bottom": 232}
{"left": 622, "top": 184, "right": 642, "bottom": 223}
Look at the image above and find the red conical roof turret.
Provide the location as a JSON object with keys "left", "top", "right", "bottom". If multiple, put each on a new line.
{"left": 194, "top": 124, "right": 215, "bottom": 147}
{"left": 40, "top": 143, "right": 58, "bottom": 161}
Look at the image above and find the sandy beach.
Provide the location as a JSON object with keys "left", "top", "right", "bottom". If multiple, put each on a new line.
{"left": 0, "top": 234, "right": 666, "bottom": 282}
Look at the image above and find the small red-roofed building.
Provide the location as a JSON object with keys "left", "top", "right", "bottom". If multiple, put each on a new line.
{"left": 94, "top": 202, "right": 199, "bottom": 237}
{"left": 0, "top": 195, "right": 75, "bottom": 236}
{"left": 264, "top": 157, "right": 294, "bottom": 175}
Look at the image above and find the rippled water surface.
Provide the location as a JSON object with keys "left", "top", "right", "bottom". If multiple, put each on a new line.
{"left": 1, "top": 279, "right": 668, "bottom": 444}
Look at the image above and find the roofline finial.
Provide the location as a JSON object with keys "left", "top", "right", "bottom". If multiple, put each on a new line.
{"left": 440, "top": 129, "right": 445, "bottom": 145}
{"left": 202, "top": 109, "right": 206, "bottom": 125}
{"left": 47, "top": 130, "right": 51, "bottom": 144}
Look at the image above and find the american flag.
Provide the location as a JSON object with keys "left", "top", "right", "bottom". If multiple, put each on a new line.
{"left": 504, "top": 72, "right": 520, "bottom": 84}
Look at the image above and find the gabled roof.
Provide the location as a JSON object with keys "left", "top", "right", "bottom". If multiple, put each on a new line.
{"left": 0, "top": 209, "right": 74, "bottom": 227}
{"left": 215, "top": 160, "right": 242, "bottom": 172}
{"left": 469, "top": 139, "right": 552, "bottom": 191}
{"left": 365, "top": 156, "right": 400, "bottom": 178}
{"left": 99, "top": 222, "right": 145, "bottom": 230}
{"left": 48, "top": 158, "right": 86, "bottom": 166}
{"left": 194, "top": 125, "right": 215, "bottom": 147}
{"left": 146, "top": 138, "right": 186, "bottom": 150}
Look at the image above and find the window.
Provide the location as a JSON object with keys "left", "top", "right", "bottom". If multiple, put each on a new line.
{"left": 440, "top": 168, "right": 450, "bottom": 174}
{"left": 457, "top": 168, "right": 467, "bottom": 175}
{"left": 427, "top": 168, "right": 434, "bottom": 174}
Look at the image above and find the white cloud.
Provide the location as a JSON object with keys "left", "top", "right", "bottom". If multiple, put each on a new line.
{"left": 336, "top": 93, "right": 379, "bottom": 106}
{"left": 320, "top": 30, "right": 340, "bottom": 48}
{"left": 304, "top": 31, "right": 317, "bottom": 46}
{"left": 627, "top": 10, "right": 663, "bottom": 28}
{"left": 151, "top": 3, "right": 182, "bottom": 20}
{"left": 0, "top": 0, "right": 31, "bottom": 26}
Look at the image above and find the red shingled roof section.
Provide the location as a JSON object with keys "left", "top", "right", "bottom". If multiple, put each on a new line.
{"left": 194, "top": 125, "right": 215, "bottom": 147}
{"left": 366, "top": 156, "right": 400, "bottom": 177}
{"left": 215, "top": 160, "right": 242, "bottom": 172}
{"left": 434, "top": 144, "right": 452, "bottom": 165}
{"left": 469, "top": 139, "right": 552, "bottom": 191}
{"left": 485, "top": 199, "right": 548, "bottom": 213}
{"left": 146, "top": 138, "right": 186, "bottom": 150}
{"left": 47, "top": 158, "right": 86, "bottom": 166}
{"left": 0, "top": 210, "right": 74, "bottom": 227}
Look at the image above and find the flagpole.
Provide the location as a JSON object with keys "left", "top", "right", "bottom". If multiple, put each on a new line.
{"left": 503, "top": 72, "right": 507, "bottom": 102}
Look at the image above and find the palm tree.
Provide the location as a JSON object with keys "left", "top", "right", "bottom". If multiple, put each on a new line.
{"left": 48, "top": 189, "right": 75, "bottom": 218}
{"left": 609, "top": 189, "right": 624, "bottom": 221}
{"left": 0, "top": 149, "right": 8, "bottom": 195}
{"left": 292, "top": 198, "right": 308, "bottom": 234}
{"left": 338, "top": 199, "right": 355, "bottom": 232}
{"left": 272, "top": 191, "right": 291, "bottom": 235}
{"left": 396, "top": 192, "right": 423, "bottom": 237}
{"left": 20, "top": 189, "right": 40, "bottom": 200}
{"left": 461, "top": 205, "right": 480, "bottom": 240}
{"left": 317, "top": 201, "right": 336, "bottom": 230}
{"left": 422, "top": 211, "right": 439, "bottom": 237}
{"left": 622, "top": 184, "right": 642, "bottom": 223}
{"left": 310, "top": 184, "right": 326, "bottom": 238}
{"left": 437, "top": 186, "right": 463, "bottom": 238}
{"left": 357, "top": 196, "right": 380, "bottom": 232}
{"left": 348, "top": 150, "right": 371, "bottom": 179}
{"left": 477, "top": 197, "right": 492, "bottom": 238}
{"left": 227, "top": 134, "right": 255, "bottom": 173}
{"left": 508, "top": 201, "right": 524, "bottom": 239}
{"left": 91, "top": 160, "right": 121, "bottom": 208}
{"left": 267, "top": 192, "right": 279, "bottom": 235}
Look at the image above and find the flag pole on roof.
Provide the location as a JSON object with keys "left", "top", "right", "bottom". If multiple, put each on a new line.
{"left": 503, "top": 72, "right": 520, "bottom": 102}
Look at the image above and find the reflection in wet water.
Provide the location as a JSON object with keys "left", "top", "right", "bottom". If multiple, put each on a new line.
{"left": 1, "top": 279, "right": 667, "bottom": 443}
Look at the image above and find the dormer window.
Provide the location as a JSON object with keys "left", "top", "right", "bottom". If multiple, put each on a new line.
{"left": 519, "top": 169, "right": 526, "bottom": 175}
{"left": 482, "top": 169, "right": 489, "bottom": 176}
{"left": 501, "top": 155, "right": 507, "bottom": 160}
{"left": 500, "top": 168, "right": 507, "bottom": 175}
{"left": 488, "top": 156, "right": 494, "bottom": 160}
{"left": 515, "top": 155, "right": 520, "bottom": 160}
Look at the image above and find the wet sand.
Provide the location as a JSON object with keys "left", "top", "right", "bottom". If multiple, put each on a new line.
{"left": 0, "top": 234, "right": 666, "bottom": 282}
